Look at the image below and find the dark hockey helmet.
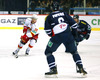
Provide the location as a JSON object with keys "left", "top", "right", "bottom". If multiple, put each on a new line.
{"left": 51, "top": 1, "right": 59, "bottom": 11}
{"left": 73, "top": 15, "right": 79, "bottom": 19}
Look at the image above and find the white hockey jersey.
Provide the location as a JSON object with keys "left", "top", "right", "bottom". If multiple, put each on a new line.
{"left": 23, "top": 18, "right": 38, "bottom": 38}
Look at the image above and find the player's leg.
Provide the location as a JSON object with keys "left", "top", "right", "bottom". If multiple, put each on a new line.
{"left": 13, "top": 42, "right": 24, "bottom": 55}
{"left": 63, "top": 40, "right": 77, "bottom": 53}
{"left": 25, "top": 39, "right": 35, "bottom": 55}
{"left": 66, "top": 41, "right": 87, "bottom": 75}
{"left": 45, "top": 39, "right": 61, "bottom": 75}
{"left": 72, "top": 51, "right": 87, "bottom": 75}
{"left": 13, "top": 34, "right": 29, "bottom": 55}
{"left": 63, "top": 41, "right": 70, "bottom": 53}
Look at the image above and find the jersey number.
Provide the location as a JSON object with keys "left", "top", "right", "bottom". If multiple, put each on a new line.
{"left": 58, "top": 17, "right": 64, "bottom": 23}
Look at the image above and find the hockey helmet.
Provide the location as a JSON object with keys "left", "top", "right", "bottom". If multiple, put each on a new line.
{"left": 73, "top": 15, "right": 79, "bottom": 19}
{"left": 51, "top": 1, "right": 59, "bottom": 11}
{"left": 32, "top": 14, "right": 38, "bottom": 20}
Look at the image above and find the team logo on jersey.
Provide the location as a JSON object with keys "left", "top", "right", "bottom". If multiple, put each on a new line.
{"left": 48, "top": 40, "right": 53, "bottom": 47}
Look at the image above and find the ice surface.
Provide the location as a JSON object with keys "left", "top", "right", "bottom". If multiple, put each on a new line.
{"left": 0, "top": 30, "right": 100, "bottom": 80}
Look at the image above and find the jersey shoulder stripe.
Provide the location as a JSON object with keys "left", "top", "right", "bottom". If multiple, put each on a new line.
{"left": 80, "top": 20, "right": 87, "bottom": 25}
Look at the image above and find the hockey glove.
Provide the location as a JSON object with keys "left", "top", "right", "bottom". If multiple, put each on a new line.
{"left": 23, "top": 26, "right": 27, "bottom": 33}
{"left": 33, "top": 34, "right": 39, "bottom": 40}
{"left": 85, "top": 33, "right": 90, "bottom": 40}
{"left": 71, "top": 29, "right": 78, "bottom": 40}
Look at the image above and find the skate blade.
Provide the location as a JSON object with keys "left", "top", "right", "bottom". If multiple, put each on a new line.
{"left": 81, "top": 73, "right": 87, "bottom": 78}
{"left": 25, "top": 54, "right": 29, "bottom": 56}
{"left": 82, "top": 71, "right": 87, "bottom": 77}
{"left": 45, "top": 74, "right": 58, "bottom": 78}
{"left": 15, "top": 54, "right": 18, "bottom": 58}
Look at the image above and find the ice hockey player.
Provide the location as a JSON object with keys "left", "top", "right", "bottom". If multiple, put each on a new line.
{"left": 13, "top": 14, "right": 39, "bottom": 58}
{"left": 73, "top": 15, "right": 91, "bottom": 45}
{"left": 64, "top": 15, "right": 91, "bottom": 52}
{"left": 44, "top": 2, "right": 87, "bottom": 77}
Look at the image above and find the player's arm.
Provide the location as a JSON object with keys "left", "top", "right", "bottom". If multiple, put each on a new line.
{"left": 44, "top": 15, "right": 53, "bottom": 37}
{"left": 31, "top": 28, "right": 38, "bottom": 35}
{"left": 86, "top": 24, "right": 91, "bottom": 34}
{"left": 85, "top": 22, "right": 91, "bottom": 40}
{"left": 23, "top": 25, "right": 32, "bottom": 33}
{"left": 65, "top": 12, "right": 78, "bottom": 39}
{"left": 81, "top": 20, "right": 91, "bottom": 40}
{"left": 71, "top": 23, "right": 78, "bottom": 40}
{"left": 23, "top": 18, "right": 32, "bottom": 33}
{"left": 31, "top": 28, "right": 39, "bottom": 41}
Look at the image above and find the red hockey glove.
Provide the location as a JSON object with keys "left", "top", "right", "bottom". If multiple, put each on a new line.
{"left": 23, "top": 26, "right": 28, "bottom": 33}
{"left": 33, "top": 34, "right": 39, "bottom": 40}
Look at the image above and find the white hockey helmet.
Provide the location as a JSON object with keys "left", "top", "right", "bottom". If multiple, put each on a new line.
{"left": 32, "top": 14, "right": 38, "bottom": 20}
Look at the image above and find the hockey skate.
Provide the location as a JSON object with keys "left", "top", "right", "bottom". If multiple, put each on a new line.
{"left": 76, "top": 64, "right": 87, "bottom": 75}
{"left": 45, "top": 67, "right": 58, "bottom": 78}
{"left": 25, "top": 49, "right": 30, "bottom": 56}
{"left": 12, "top": 50, "right": 19, "bottom": 58}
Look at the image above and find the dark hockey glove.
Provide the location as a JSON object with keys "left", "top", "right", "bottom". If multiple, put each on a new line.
{"left": 85, "top": 33, "right": 90, "bottom": 40}
{"left": 33, "top": 34, "right": 39, "bottom": 43}
{"left": 71, "top": 29, "right": 78, "bottom": 40}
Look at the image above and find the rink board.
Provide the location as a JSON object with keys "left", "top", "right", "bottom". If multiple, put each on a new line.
{"left": 0, "top": 14, "right": 100, "bottom": 31}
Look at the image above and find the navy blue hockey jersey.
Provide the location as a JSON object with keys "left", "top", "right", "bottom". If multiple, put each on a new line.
{"left": 77, "top": 20, "right": 91, "bottom": 35}
{"left": 44, "top": 11, "right": 78, "bottom": 37}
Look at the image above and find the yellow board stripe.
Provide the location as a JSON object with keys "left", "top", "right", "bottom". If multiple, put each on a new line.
{"left": 0, "top": 27, "right": 100, "bottom": 31}
{"left": 0, "top": 27, "right": 23, "bottom": 29}
{"left": 39, "top": 27, "right": 44, "bottom": 30}
{"left": 91, "top": 28, "right": 100, "bottom": 31}
{"left": 0, "top": 27, "right": 44, "bottom": 30}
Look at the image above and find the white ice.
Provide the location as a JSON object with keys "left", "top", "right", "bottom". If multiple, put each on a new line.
{"left": 0, "top": 30, "right": 100, "bottom": 80}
